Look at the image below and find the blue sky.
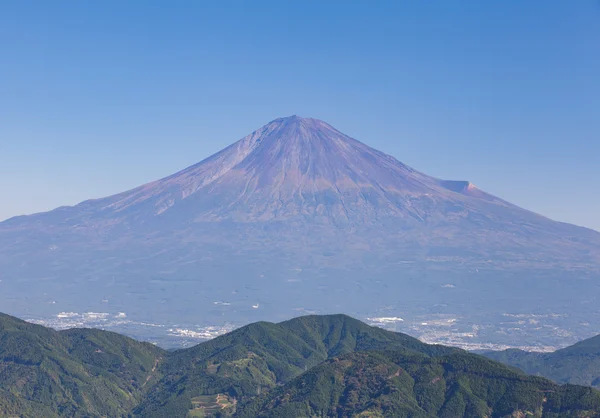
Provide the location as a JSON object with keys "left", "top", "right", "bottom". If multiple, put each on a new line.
{"left": 1, "top": 1, "right": 599, "bottom": 230}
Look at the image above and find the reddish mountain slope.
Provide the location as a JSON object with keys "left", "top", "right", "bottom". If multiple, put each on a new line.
{"left": 0, "top": 116, "right": 598, "bottom": 345}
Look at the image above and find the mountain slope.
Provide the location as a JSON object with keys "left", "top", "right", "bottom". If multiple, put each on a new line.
{"left": 0, "top": 313, "right": 163, "bottom": 417}
{"left": 484, "top": 334, "right": 600, "bottom": 389}
{"left": 1, "top": 116, "right": 599, "bottom": 346}
{"left": 134, "top": 314, "right": 457, "bottom": 417}
{"left": 237, "top": 350, "right": 600, "bottom": 418}
{"left": 1, "top": 312, "right": 600, "bottom": 418}
{"left": 5, "top": 116, "right": 598, "bottom": 245}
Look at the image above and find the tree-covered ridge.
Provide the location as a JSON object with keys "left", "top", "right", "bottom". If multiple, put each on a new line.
{"left": 135, "top": 314, "right": 457, "bottom": 417}
{"left": 237, "top": 350, "right": 600, "bottom": 418}
{"left": 0, "top": 313, "right": 163, "bottom": 417}
{"left": 484, "top": 334, "right": 600, "bottom": 389}
{"left": 1, "top": 312, "right": 600, "bottom": 417}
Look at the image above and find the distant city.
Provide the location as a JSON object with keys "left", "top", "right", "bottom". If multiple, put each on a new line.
{"left": 27, "top": 306, "right": 571, "bottom": 352}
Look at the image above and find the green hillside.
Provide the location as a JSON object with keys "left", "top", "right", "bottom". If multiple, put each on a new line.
{"left": 238, "top": 350, "right": 600, "bottom": 418}
{"left": 0, "top": 313, "right": 163, "bottom": 417}
{"left": 134, "top": 314, "right": 457, "bottom": 417}
{"left": 484, "top": 335, "right": 600, "bottom": 389}
{"left": 1, "top": 312, "right": 600, "bottom": 417}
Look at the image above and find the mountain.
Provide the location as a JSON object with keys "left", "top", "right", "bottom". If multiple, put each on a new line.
{"left": 483, "top": 334, "right": 600, "bottom": 389}
{"left": 134, "top": 314, "right": 456, "bottom": 417}
{"left": 1, "top": 116, "right": 599, "bottom": 347}
{"left": 237, "top": 351, "right": 600, "bottom": 418}
{"left": 0, "top": 313, "right": 162, "bottom": 417}
{"left": 3, "top": 312, "right": 600, "bottom": 418}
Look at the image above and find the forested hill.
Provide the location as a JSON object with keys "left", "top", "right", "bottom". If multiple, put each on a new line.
{"left": 2, "top": 312, "right": 600, "bottom": 417}
{"left": 134, "top": 314, "right": 457, "bottom": 416}
{"left": 0, "top": 312, "right": 163, "bottom": 417}
{"left": 484, "top": 334, "right": 600, "bottom": 389}
{"left": 237, "top": 350, "right": 600, "bottom": 418}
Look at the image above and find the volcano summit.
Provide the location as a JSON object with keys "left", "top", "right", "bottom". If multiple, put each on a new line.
{"left": 1, "top": 116, "right": 599, "bottom": 348}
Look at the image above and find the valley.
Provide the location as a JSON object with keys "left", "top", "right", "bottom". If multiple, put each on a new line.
{"left": 24, "top": 302, "right": 588, "bottom": 352}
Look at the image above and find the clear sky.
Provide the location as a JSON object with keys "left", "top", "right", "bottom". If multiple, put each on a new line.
{"left": 1, "top": 1, "right": 599, "bottom": 231}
